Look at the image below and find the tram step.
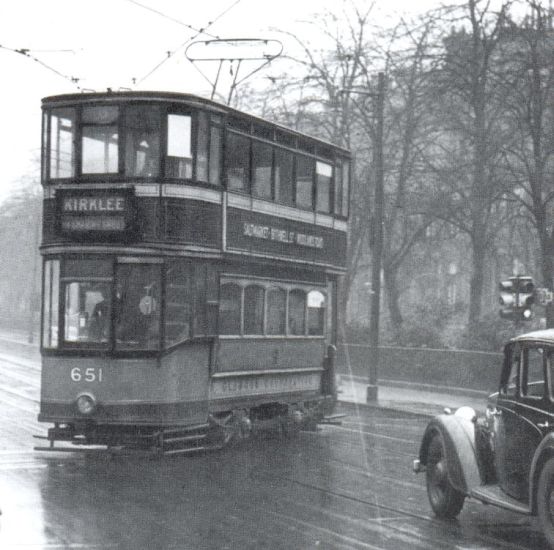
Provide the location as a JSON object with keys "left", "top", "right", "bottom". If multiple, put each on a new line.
{"left": 164, "top": 443, "right": 225, "bottom": 456}
{"left": 161, "top": 424, "right": 210, "bottom": 436}
{"left": 163, "top": 433, "right": 207, "bottom": 445}
{"left": 320, "top": 413, "right": 346, "bottom": 425}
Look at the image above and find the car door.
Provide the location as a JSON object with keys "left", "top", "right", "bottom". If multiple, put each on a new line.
{"left": 494, "top": 343, "right": 547, "bottom": 502}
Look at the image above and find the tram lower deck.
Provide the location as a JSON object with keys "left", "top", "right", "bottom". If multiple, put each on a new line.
{"left": 38, "top": 253, "right": 338, "bottom": 452}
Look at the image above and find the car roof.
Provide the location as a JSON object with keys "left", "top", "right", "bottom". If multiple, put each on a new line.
{"left": 511, "top": 328, "right": 554, "bottom": 345}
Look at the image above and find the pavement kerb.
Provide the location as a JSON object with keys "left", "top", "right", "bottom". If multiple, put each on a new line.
{"left": 337, "top": 398, "right": 438, "bottom": 419}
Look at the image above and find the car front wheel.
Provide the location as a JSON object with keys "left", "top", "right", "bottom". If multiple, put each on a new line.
{"left": 426, "top": 433, "right": 465, "bottom": 518}
{"left": 537, "top": 458, "right": 554, "bottom": 548}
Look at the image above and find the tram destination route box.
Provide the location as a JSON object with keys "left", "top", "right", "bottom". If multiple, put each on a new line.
{"left": 226, "top": 208, "right": 347, "bottom": 269}
{"left": 56, "top": 189, "right": 137, "bottom": 240}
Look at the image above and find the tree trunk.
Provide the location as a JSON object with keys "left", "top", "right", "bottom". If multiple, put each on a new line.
{"left": 384, "top": 266, "right": 403, "bottom": 335}
{"left": 468, "top": 240, "right": 486, "bottom": 328}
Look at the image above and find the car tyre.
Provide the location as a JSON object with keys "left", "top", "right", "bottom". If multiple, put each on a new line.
{"left": 426, "top": 433, "right": 465, "bottom": 519}
{"left": 537, "top": 457, "right": 554, "bottom": 548}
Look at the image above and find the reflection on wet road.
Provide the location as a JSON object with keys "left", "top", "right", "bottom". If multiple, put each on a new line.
{"left": 0, "top": 335, "right": 550, "bottom": 549}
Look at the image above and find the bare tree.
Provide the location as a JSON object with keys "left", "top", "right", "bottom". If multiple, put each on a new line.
{"left": 428, "top": 0, "right": 514, "bottom": 328}
{"left": 500, "top": 1, "right": 554, "bottom": 323}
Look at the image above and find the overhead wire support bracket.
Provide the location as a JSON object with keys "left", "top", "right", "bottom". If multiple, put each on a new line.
{"left": 185, "top": 38, "right": 283, "bottom": 104}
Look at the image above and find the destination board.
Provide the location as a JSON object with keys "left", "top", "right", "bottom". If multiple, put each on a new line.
{"left": 226, "top": 207, "right": 347, "bottom": 269}
{"left": 56, "top": 189, "right": 136, "bottom": 239}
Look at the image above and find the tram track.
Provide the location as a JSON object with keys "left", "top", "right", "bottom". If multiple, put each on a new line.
{"left": 247, "top": 422, "right": 544, "bottom": 550}
{"left": 0, "top": 341, "right": 544, "bottom": 548}
{"left": 0, "top": 353, "right": 41, "bottom": 401}
{"left": 258, "top": 471, "right": 539, "bottom": 550}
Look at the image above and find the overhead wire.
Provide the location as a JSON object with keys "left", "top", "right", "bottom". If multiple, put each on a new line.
{"left": 123, "top": 0, "right": 221, "bottom": 39}
{"left": 0, "top": 44, "right": 81, "bottom": 89}
{"left": 0, "top": 0, "right": 243, "bottom": 91}
{"left": 130, "top": 0, "right": 243, "bottom": 85}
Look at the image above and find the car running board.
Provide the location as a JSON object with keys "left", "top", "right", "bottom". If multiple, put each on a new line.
{"left": 470, "top": 485, "right": 530, "bottom": 515}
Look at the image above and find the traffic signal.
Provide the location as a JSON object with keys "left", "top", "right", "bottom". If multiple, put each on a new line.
{"left": 499, "top": 276, "right": 535, "bottom": 321}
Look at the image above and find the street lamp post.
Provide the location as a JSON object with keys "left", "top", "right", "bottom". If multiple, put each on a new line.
{"left": 367, "top": 72, "right": 385, "bottom": 402}
{"left": 340, "top": 72, "right": 385, "bottom": 402}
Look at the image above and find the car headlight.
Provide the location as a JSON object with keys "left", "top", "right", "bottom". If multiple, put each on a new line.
{"left": 75, "top": 393, "right": 97, "bottom": 415}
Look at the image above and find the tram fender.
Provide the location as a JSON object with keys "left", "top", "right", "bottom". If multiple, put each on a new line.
{"left": 418, "top": 414, "right": 482, "bottom": 495}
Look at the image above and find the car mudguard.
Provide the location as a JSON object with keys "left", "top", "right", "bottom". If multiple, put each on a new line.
{"left": 529, "top": 432, "right": 554, "bottom": 515}
{"left": 419, "top": 414, "right": 483, "bottom": 495}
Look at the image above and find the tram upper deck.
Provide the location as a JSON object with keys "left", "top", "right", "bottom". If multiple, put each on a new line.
{"left": 41, "top": 91, "right": 350, "bottom": 272}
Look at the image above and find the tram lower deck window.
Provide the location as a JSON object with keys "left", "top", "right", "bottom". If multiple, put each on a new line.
{"left": 218, "top": 281, "right": 326, "bottom": 337}
{"left": 42, "top": 259, "right": 60, "bottom": 348}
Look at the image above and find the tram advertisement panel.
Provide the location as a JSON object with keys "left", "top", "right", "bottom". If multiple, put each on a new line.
{"left": 56, "top": 189, "right": 136, "bottom": 239}
{"left": 226, "top": 207, "right": 347, "bottom": 269}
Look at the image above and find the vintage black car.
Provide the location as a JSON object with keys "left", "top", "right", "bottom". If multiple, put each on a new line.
{"left": 413, "top": 329, "right": 554, "bottom": 548}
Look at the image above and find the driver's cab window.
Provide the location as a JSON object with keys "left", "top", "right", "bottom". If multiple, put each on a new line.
{"left": 521, "top": 347, "right": 545, "bottom": 399}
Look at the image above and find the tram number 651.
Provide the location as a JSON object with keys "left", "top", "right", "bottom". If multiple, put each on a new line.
{"left": 71, "top": 367, "right": 103, "bottom": 382}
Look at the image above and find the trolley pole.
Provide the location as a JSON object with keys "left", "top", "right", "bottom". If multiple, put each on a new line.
{"left": 367, "top": 72, "right": 385, "bottom": 403}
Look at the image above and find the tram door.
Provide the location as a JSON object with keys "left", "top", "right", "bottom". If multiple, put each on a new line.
{"left": 162, "top": 260, "right": 214, "bottom": 424}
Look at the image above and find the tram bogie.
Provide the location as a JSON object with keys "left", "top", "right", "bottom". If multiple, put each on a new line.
{"left": 36, "top": 90, "right": 350, "bottom": 454}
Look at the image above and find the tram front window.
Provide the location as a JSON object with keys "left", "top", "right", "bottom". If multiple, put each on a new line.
{"left": 125, "top": 106, "right": 160, "bottom": 177}
{"left": 64, "top": 282, "right": 111, "bottom": 344}
{"left": 81, "top": 106, "right": 119, "bottom": 174}
{"left": 115, "top": 264, "right": 161, "bottom": 350}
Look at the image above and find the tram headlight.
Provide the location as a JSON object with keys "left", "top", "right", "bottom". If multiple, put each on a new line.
{"left": 75, "top": 393, "right": 97, "bottom": 415}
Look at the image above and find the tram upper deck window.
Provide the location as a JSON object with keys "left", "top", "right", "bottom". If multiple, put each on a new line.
{"left": 81, "top": 106, "right": 119, "bottom": 174}
{"left": 335, "top": 159, "right": 350, "bottom": 217}
{"left": 226, "top": 132, "right": 250, "bottom": 192}
{"left": 274, "top": 149, "right": 294, "bottom": 206}
{"left": 316, "top": 161, "right": 332, "bottom": 213}
{"left": 49, "top": 108, "right": 75, "bottom": 179}
{"left": 252, "top": 141, "right": 273, "bottom": 199}
{"left": 209, "top": 123, "right": 222, "bottom": 185}
{"left": 334, "top": 160, "right": 343, "bottom": 216}
{"left": 196, "top": 112, "right": 209, "bottom": 182}
{"left": 166, "top": 114, "right": 192, "bottom": 179}
{"left": 125, "top": 106, "right": 160, "bottom": 177}
{"left": 296, "top": 156, "right": 314, "bottom": 209}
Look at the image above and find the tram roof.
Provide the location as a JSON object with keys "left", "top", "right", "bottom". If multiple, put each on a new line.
{"left": 42, "top": 90, "right": 351, "bottom": 156}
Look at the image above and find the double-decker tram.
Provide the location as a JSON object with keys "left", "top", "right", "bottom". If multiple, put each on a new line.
{"left": 35, "top": 91, "right": 350, "bottom": 455}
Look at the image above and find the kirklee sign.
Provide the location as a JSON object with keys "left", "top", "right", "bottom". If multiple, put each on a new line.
{"left": 57, "top": 190, "right": 135, "bottom": 235}
{"left": 63, "top": 197, "right": 126, "bottom": 213}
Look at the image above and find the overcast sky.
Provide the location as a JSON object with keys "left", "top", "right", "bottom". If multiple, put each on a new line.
{"left": 0, "top": 0, "right": 450, "bottom": 202}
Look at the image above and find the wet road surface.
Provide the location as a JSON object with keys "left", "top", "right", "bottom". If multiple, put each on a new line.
{"left": 0, "top": 333, "right": 550, "bottom": 549}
